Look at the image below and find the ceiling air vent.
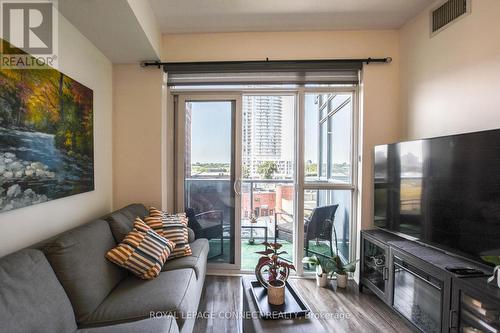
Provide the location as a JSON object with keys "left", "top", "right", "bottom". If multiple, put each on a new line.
{"left": 431, "top": 0, "right": 470, "bottom": 36}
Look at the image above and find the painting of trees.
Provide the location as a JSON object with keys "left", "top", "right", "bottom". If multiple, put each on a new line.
{"left": 0, "top": 50, "right": 94, "bottom": 213}
{"left": 0, "top": 67, "right": 93, "bottom": 157}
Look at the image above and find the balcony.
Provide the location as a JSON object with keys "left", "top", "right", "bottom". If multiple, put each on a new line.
{"left": 185, "top": 178, "right": 335, "bottom": 270}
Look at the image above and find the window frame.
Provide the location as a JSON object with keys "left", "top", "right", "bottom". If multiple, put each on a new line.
{"left": 172, "top": 85, "right": 359, "bottom": 276}
{"left": 297, "top": 86, "right": 359, "bottom": 275}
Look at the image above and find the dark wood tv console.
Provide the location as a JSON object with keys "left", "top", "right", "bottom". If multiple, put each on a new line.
{"left": 360, "top": 229, "right": 500, "bottom": 333}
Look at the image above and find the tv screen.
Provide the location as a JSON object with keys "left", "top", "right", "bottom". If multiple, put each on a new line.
{"left": 374, "top": 129, "right": 500, "bottom": 266}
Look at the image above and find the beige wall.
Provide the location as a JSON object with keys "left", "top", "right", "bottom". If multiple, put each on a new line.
{"left": 162, "top": 31, "right": 403, "bottom": 230}
{"left": 0, "top": 15, "right": 113, "bottom": 257}
{"left": 400, "top": 0, "right": 500, "bottom": 139}
{"left": 112, "top": 64, "right": 167, "bottom": 209}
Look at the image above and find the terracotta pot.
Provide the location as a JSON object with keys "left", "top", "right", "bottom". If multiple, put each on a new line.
{"left": 316, "top": 274, "right": 328, "bottom": 287}
{"left": 336, "top": 273, "right": 348, "bottom": 288}
{"left": 268, "top": 280, "right": 286, "bottom": 305}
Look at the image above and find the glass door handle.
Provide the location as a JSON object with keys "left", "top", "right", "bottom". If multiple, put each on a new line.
{"left": 233, "top": 178, "right": 241, "bottom": 196}
{"left": 449, "top": 309, "right": 457, "bottom": 329}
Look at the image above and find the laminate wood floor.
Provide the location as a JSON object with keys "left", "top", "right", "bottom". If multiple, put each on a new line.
{"left": 193, "top": 275, "right": 413, "bottom": 333}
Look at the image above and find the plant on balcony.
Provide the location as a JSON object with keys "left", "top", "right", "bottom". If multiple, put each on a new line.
{"left": 255, "top": 242, "right": 295, "bottom": 305}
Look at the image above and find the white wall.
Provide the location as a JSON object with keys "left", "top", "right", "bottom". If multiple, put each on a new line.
{"left": 0, "top": 15, "right": 113, "bottom": 257}
{"left": 400, "top": 0, "right": 500, "bottom": 139}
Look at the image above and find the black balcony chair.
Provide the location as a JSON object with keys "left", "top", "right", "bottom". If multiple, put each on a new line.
{"left": 185, "top": 208, "right": 224, "bottom": 259}
{"left": 276, "top": 204, "right": 339, "bottom": 258}
{"left": 304, "top": 204, "right": 339, "bottom": 258}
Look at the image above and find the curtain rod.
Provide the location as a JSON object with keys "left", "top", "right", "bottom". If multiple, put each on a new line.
{"left": 140, "top": 57, "right": 392, "bottom": 69}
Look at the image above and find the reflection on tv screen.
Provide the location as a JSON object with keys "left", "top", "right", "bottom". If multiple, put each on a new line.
{"left": 374, "top": 129, "right": 500, "bottom": 266}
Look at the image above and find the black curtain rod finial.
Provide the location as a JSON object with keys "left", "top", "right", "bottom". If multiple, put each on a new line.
{"left": 364, "top": 57, "right": 392, "bottom": 65}
{"left": 141, "top": 60, "right": 161, "bottom": 68}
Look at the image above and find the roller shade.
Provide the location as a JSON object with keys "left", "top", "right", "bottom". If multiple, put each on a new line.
{"left": 163, "top": 60, "right": 363, "bottom": 86}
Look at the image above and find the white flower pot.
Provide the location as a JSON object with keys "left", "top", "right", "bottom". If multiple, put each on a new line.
{"left": 336, "top": 273, "right": 348, "bottom": 288}
{"left": 316, "top": 274, "right": 328, "bottom": 287}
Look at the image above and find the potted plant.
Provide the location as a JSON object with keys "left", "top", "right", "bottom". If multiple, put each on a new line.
{"left": 331, "top": 255, "right": 358, "bottom": 288}
{"left": 302, "top": 255, "right": 334, "bottom": 287}
{"left": 255, "top": 242, "right": 295, "bottom": 305}
{"left": 331, "top": 226, "right": 358, "bottom": 288}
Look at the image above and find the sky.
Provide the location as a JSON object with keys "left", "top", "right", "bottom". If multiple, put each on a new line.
{"left": 188, "top": 94, "right": 351, "bottom": 165}
{"left": 190, "top": 101, "right": 232, "bottom": 163}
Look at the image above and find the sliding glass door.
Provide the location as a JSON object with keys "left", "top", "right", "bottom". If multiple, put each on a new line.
{"left": 173, "top": 87, "right": 358, "bottom": 274}
{"left": 176, "top": 95, "right": 241, "bottom": 269}
{"left": 240, "top": 94, "right": 296, "bottom": 270}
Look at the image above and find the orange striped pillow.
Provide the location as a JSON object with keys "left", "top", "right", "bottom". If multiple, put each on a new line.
{"left": 105, "top": 218, "right": 176, "bottom": 280}
{"left": 145, "top": 207, "right": 192, "bottom": 260}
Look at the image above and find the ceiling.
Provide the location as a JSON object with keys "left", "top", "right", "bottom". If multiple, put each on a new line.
{"left": 148, "top": 0, "right": 434, "bottom": 34}
{"left": 59, "top": 0, "right": 160, "bottom": 63}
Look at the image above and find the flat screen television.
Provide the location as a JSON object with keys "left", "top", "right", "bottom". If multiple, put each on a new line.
{"left": 374, "top": 129, "right": 500, "bottom": 266}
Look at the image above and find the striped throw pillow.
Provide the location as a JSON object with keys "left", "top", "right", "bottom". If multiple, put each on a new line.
{"left": 145, "top": 207, "right": 192, "bottom": 260}
{"left": 105, "top": 218, "right": 176, "bottom": 280}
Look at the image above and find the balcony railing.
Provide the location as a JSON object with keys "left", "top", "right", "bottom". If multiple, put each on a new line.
{"left": 241, "top": 179, "right": 293, "bottom": 233}
{"left": 184, "top": 178, "right": 294, "bottom": 242}
{"left": 185, "top": 177, "right": 349, "bottom": 269}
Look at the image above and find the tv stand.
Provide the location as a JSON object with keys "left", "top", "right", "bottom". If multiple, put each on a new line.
{"left": 445, "top": 267, "right": 487, "bottom": 277}
{"left": 360, "top": 229, "right": 499, "bottom": 333}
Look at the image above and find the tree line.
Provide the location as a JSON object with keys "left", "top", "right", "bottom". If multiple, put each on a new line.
{"left": 0, "top": 67, "right": 93, "bottom": 158}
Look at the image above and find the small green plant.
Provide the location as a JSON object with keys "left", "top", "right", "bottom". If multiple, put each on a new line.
{"left": 303, "top": 223, "right": 359, "bottom": 278}
{"left": 302, "top": 253, "right": 358, "bottom": 277}
{"left": 302, "top": 255, "right": 335, "bottom": 277}
{"left": 331, "top": 255, "right": 358, "bottom": 275}
{"left": 331, "top": 224, "right": 358, "bottom": 275}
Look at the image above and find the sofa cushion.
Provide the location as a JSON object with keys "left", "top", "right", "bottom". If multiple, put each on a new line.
{"left": 42, "top": 219, "right": 127, "bottom": 324}
{"left": 85, "top": 268, "right": 200, "bottom": 329}
{"left": 145, "top": 209, "right": 192, "bottom": 260}
{"left": 161, "top": 239, "right": 208, "bottom": 278}
{"left": 105, "top": 204, "right": 149, "bottom": 243}
{"left": 0, "top": 249, "right": 77, "bottom": 333}
{"left": 78, "top": 317, "right": 178, "bottom": 333}
{"left": 106, "top": 218, "right": 176, "bottom": 280}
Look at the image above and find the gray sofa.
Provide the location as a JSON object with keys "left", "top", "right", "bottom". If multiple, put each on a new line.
{"left": 0, "top": 204, "right": 208, "bottom": 333}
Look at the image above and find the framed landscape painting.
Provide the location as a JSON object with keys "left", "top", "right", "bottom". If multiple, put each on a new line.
{"left": 0, "top": 62, "right": 94, "bottom": 212}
